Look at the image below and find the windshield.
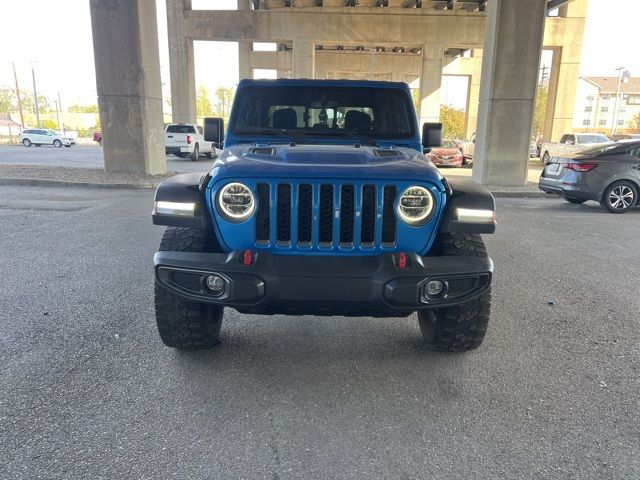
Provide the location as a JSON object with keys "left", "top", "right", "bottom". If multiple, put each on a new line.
{"left": 166, "top": 125, "right": 195, "bottom": 134}
{"left": 230, "top": 85, "right": 417, "bottom": 140}
{"left": 576, "top": 134, "right": 610, "bottom": 144}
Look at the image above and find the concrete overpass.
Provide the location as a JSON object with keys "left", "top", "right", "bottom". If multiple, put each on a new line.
{"left": 89, "top": 0, "right": 587, "bottom": 186}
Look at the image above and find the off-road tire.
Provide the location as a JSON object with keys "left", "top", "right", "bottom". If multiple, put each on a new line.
{"left": 419, "top": 233, "right": 492, "bottom": 352}
{"left": 154, "top": 227, "right": 224, "bottom": 349}
{"left": 565, "top": 196, "right": 586, "bottom": 204}
{"left": 600, "top": 180, "right": 637, "bottom": 214}
{"left": 190, "top": 144, "right": 199, "bottom": 161}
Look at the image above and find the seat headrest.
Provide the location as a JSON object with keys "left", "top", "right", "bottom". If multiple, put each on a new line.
{"left": 272, "top": 108, "right": 297, "bottom": 130}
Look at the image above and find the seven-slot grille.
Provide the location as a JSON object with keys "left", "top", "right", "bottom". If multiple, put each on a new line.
{"left": 254, "top": 183, "right": 397, "bottom": 250}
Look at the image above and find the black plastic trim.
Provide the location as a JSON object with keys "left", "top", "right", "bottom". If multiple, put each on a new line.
{"left": 152, "top": 172, "right": 210, "bottom": 229}
{"left": 439, "top": 178, "right": 496, "bottom": 234}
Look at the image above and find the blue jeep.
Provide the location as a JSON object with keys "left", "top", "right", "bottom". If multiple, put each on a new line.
{"left": 152, "top": 79, "right": 496, "bottom": 352}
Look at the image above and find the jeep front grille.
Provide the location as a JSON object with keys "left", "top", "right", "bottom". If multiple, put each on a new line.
{"left": 254, "top": 182, "right": 397, "bottom": 250}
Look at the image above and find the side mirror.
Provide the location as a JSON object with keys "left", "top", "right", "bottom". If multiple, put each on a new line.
{"left": 422, "top": 122, "right": 442, "bottom": 149}
{"left": 204, "top": 117, "right": 224, "bottom": 148}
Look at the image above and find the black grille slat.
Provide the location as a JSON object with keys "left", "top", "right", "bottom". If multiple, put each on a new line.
{"left": 277, "top": 184, "right": 291, "bottom": 243}
{"left": 339, "top": 185, "right": 355, "bottom": 244}
{"left": 381, "top": 186, "right": 397, "bottom": 244}
{"left": 298, "top": 184, "right": 313, "bottom": 244}
{"left": 255, "top": 183, "right": 270, "bottom": 242}
{"left": 361, "top": 185, "right": 376, "bottom": 245}
{"left": 319, "top": 185, "right": 334, "bottom": 244}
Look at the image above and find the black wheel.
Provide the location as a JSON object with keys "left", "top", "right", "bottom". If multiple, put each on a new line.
{"left": 565, "top": 197, "right": 586, "bottom": 204}
{"left": 190, "top": 144, "right": 199, "bottom": 161}
{"left": 418, "top": 233, "right": 492, "bottom": 352}
{"left": 600, "top": 180, "right": 638, "bottom": 213}
{"left": 98, "top": 138, "right": 103, "bottom": 146}
{"left": 154, "top": 227, "right": 224, "bottom": 349}
{"left": 542, "top": 152, "right": 550, "bottom": 165}
{"left": 22, "top": 138, "right": 32, "bottom": 147}
{"left": 53, "top": 139, "right": 62, "bottom": 148}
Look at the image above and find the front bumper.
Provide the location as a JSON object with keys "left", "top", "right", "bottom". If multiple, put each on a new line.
{"left": 154, "top": 251, "right": 493, "bottom": 317}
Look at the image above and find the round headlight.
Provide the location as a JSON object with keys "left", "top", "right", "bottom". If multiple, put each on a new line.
{"left": 217, "top": 182, "right": 255, "bottom": 222}
{"left": 397, "top": 186, "right": 434, "bottom": 226}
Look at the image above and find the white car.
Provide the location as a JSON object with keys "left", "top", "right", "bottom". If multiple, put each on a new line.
{"left": 164, "top": 123, "right": 218, "bottom": 161}
{"left": 18, "top": 129, "right": 73, "bottom": 148}
{"left": 540, "top": 133, "right": 610, "bottom": 165}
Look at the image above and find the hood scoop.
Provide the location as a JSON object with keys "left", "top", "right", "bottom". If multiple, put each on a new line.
{"left": 373, "top": 148, "right": 402, "bottom": 158}
{"left": 249, "top": 146, "right": 277, "bottom": 156}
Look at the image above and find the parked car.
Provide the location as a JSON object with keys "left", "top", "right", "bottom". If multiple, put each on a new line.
{"left": 425, "top": 139, "right": 464, "bottom": 167}
{"left": 164, "top": 123, "right": 219, "bottom": 161}
{"left": 93, "top": 131, "right": 103, "bottom": 146}
{"left": 610, "top": 133, "right": 640, "bottom": 142}
{"left": 529, "top": 140, "right": 539, "bottom": 158}
{"left": 151, "top": 79, "right": 497, "bottom": 352}
{"left": 460, "top": 133, "right": 475, "bottom": 165}
{"left": 18, "top": 128, "right": 73, "bottom": 148}
{"left": 540, "top": 133, "right": 610, "bottom": 165}
{"left": 538, "top": 140, "right": 640, "bottom": 213}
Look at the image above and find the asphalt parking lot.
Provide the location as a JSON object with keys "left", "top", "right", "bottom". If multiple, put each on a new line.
{"left": 1, "top": 186, "right": 639, "bottom": 479}
{"left": 0, "top": 145, "right": 216, "bottom": 173}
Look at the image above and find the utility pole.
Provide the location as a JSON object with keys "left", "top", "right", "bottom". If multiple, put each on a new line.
{"left": 54, "top": 100, "right": 61, "bottom": 131}
{"left": 539, "top": 65, "right": 549, "bottom": 86}
{"left": 31, "top": 64, "right": 40, "bottom": 128}
{"left": 57, "top": 91, "right": 65, "bottom": 133}
{"left": 611, "top": 66, "right": 629, "bottom": 136}
{"left": 12, "top": 62, "right": 25, "bottom": 128}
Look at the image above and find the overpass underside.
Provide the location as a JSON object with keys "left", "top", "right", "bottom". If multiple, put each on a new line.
{"left": 90, "top": 0, "right": 587, "bottom": 186}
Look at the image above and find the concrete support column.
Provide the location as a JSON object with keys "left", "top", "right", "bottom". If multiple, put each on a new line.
{"left": 167, "top": 0, "right": 196, "bottom": 123}
{"left": 543, "top": 3, "right": 587, "bottom": 142}
{"left": 237, "top": 0, "right": 253, "bottom": 80}
{"left": 465, "top": 49, "right": 482, "bottom": 139}
{"left": 89, "top": 0, "right": 165, "bottom": 174}
{"left": 418, "top": 45, "right": 443, "bottom": 126}
{"left": 472, "top": 0, "right": 546, "bottom": 186}
{"left": 293, "top": 41, "right": 315, "bottom": 79}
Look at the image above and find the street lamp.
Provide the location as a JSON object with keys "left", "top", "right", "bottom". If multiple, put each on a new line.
{"left": 611, "top": 66, "right": 630, "bottom": 136}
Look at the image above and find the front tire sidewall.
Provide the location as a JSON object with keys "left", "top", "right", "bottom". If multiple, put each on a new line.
{"left": 22, "top": 139, "right": 32, "bottom": 147}
{"left": 53, "top": 139, "right": 62, "bottom": 148}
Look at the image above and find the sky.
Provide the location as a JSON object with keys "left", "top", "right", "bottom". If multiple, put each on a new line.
{"left": 0, "top": 0, "right": 638, "bottom": 111}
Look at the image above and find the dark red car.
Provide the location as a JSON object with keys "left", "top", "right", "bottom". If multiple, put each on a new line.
{"left": 425, "top": 139, "right": 464, "bottom": 167}
{"left": 92, "top": 131, "right": 103, "bottom": 146}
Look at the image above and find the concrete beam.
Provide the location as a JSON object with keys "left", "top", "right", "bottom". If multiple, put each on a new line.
{"left": 167, "top": 0, "right": 196, "bottom": 123}
{"left": 89, "top": 0, "right": 166, "bottom": 174}
{"left": 472, "top": 0, "right": 546, "bottom": 186}
{"left": 293, "top": 40, "right": 315, "bottom": 78}
{"left": 184, "top": 10, "right": 486, "bottom": 45}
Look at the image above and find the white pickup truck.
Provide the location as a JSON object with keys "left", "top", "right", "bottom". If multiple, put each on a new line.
{"left": 164, "top": 123, "right": 220, "bottom": 161}
{"left": 540, "top": 133, "right": 610, "bottom": 165}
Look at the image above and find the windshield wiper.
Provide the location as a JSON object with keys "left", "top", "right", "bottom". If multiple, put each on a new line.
{"left": 242, "top": 128, "right": 305, "bottom": 145}
{"left": 307, "top": 130, "right": 379, "bottom": 147}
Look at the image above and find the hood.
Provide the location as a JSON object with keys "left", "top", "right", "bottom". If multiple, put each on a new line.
{"left": 209, "top": 144, "right": 444, "bottom": 186}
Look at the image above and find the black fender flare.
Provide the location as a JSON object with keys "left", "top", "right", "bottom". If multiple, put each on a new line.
{"left": 439, "top": 177, "right": 496, "bottom": 234}
{"left": 152, "top": 172, "right": 211, "bottom": 229}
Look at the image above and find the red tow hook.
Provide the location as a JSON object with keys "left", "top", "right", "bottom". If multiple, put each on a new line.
{"left": 242, "top": 250, "right": 253, "bottom": 267}
{"left": 396, "top": 252, "right": 408, "bottom": 270}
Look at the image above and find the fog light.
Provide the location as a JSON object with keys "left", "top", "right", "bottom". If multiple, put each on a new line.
{"left": 205, "top": 275, "right": 225, "bottom": 296}
{"left": 425, "top": 280, "right": 444, "bottom": 297}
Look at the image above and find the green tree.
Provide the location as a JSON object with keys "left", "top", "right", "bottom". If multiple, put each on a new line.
{"left": 22, "top": 94, "right": 53, "bottom": 115}
{"left": 629, "top": 112, "right": 640, "bottom": 133}
{"left": 532, "top": 85, "right": 548, "bottom": 137}
{"left": 68, "top": 104, "right": 99, "bottom": 113}
{"left": 41, "top": 119, "right": 58, "bottom": 130}
{"left": 439, "top": 105, "right": 465, "bottom": 139}
{"left": 213, "top": 87, "right": 234, "bottom": 120}
{"left": 196, "top": 85, "right": 213, "bottom": 117}
{"left": 0, "top": 87, "right": 16, "bottom": 113}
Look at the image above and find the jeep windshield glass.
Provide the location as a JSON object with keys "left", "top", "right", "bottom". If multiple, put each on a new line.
{"left": 230, "top": 85, "right": 417, "bottom": 140}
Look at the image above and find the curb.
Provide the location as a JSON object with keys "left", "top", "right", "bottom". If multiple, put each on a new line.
{"left": 490, "top": 191, "right": 554, "bottom": 198}
{"left": 0, "top": 177, "right": 159, "bottom": 190}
